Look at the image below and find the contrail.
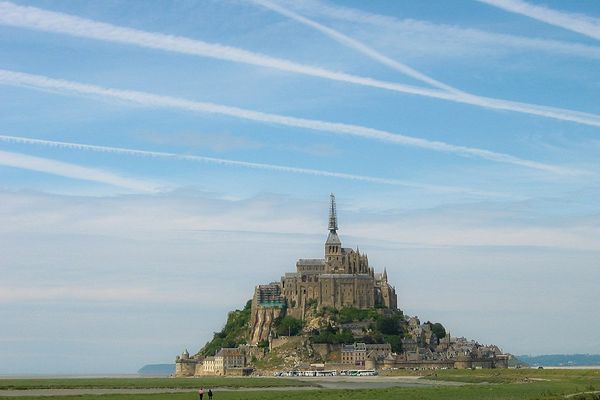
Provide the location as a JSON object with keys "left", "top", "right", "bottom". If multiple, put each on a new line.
{"left": 1, "top": 2, "right": 600, "bottom": 127}
{"left": 251, "top": 0, "right": 600, "bottom": 128}
{"left": 252, "top": 0, "right": 463, "bottom": 95}
{"left": 0, "top": 69, "right": 575, "bottom": 175}
{"left": 285, "top": 0, "right": 600, "bottom": 60}
{"left": 477, "top": 0, "right": 600, "bottom": 41}
{"left": 0, "top": 149, "right": 158, "bottom": 192}
{"left": 0, "top": 134, "right": 500, "bottom": 196}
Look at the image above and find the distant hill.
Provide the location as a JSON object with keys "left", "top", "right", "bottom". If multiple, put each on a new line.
{"left": 138, "top": 364, "right": 175, "bottom": 376}
{"left": 517, "top": 354, "right": 600, "bottom": 366}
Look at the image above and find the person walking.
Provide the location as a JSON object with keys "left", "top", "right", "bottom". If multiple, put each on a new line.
{"left": 198, "top": 387, "right": 205, "bottom": 400}
{"left": 208, "top": 389, "right": 213, "bottom": 400}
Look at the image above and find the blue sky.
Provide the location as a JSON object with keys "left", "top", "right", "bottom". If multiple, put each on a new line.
{"left": 1, "top": 0, "right": 600, "bottom": 374}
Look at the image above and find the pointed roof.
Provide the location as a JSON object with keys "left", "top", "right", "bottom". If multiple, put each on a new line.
{"left": 326, "top": 193, "right": 341, "bottom": 246}
{"left": 326, "top": 231, "right": 341, "bottom": 245}
{"left": 328, "top": 193, "right": 338, "bottom": 232}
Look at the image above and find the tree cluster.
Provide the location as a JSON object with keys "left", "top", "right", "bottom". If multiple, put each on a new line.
{"left": 310, "top": 307, "right": 405, "bottom": 352}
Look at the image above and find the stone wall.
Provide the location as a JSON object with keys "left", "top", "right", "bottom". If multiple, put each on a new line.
{"left": 385, "top": 359, "right": 456, "bottom": 370}
{"left": 175, "top": 360, "right": 196, "bottom": 377}
{"left": 224, "top": 367, "right": 253, "bottom": 376}
{"left": 270, "top": 336, "right": 295, "bottom": 350}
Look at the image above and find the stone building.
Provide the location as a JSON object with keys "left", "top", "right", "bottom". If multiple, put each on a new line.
{"left": 174, "top": 349, "right": 199, "bottom": 376}
{"left": 216, "top": 347, "right": 245, "bottom": 370}
{"left": 250, "top": 194, "right": 397, "bottom": 344}
{"left": 175, "top": 347, "right": 248, "bottom": 377}
{"left": 340, "top": 342, "right": 392, "bottom": 365}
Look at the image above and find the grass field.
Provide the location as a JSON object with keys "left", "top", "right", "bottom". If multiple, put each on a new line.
{"left": 1, "top": 369, "right": 599, "bottom": 400}
{"left": 426, "top": 367, "right": 600, "bottom": 384}
{"left": 0, "top": 377, "right": 315, "bottom": 390}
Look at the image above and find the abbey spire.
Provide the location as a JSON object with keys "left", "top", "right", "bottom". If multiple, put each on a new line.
{"left": 325, "top": 193, "right": 341, "bottom": 262}
{"left": 328, "top": 193, "right": 338, "bottom": 232}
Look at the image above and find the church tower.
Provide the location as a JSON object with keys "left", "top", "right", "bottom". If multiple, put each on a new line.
{"left": 325, "top": 194, "right": 342, "bottom": 269}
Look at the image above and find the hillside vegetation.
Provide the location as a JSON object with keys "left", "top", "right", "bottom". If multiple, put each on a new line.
{"left": 199, "top": 300, "right": 252, "bottom": 356}
{"left": 197, "top": 299, "right": 446, "bottom": 365}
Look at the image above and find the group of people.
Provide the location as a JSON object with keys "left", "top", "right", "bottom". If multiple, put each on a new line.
{"left": 197, "top": 387, "right": 213, "bottom": 400}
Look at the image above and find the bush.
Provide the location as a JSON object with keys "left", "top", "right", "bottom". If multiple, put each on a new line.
{"left": 376, "top": 316, "right": 401, "bottom": 335}
{"left": 275, "top": 316, "right": 303, "bottom": 336}
{"left": 305, "top": 298, "right": 318, "bottom": 309}
{"left": 384, "top": 335, "right": 403, "bottom": 353}
{"left": 311, "top": 328, "right": 355, "bottom": 345}
{"left": 338, "top": 307, "right": 378, "bottom": 323}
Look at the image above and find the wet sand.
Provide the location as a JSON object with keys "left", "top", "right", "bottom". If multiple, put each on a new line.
{"left": 301, "top": 376, "right": 467, "bottom": 389}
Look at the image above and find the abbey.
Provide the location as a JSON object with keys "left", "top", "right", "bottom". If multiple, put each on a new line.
{"left": 249, "top": 194, "right": 397, "bottom": 344}
{"left": 175, "top": 194, "right": 509, "bottom": 376}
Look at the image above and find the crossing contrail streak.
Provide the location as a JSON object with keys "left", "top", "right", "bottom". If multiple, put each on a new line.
{"left": 0, "top": 69, "right": 575, "bottom": 175}
{"left": 252, "top": 0, "right": 463, "bottom": 95}
{"left": 0, "top": 134, "right": 499, "bottom": 196}
{"left": 282, "top": 0, "right": 600, "bottom": 60}
{"left": 1, "top": 1, "right": 600, "bottom": 127}
{"left": 0, "top": 149, "right": 158, "bottom": 192}
{"left": 251, "top": 0, "right": 600, "bottom": 128}
{"left": 477, "top": 0, "right": 600, "bottom": 41}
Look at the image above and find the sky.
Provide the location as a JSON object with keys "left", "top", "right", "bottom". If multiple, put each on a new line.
{"left": 1, "top": 0, "right": 600, "bottom": 374}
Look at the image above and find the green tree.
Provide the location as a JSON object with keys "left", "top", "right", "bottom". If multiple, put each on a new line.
{"left": 384, "top": 335, "right": 403, "bottom": 353}
{"left": 276, "top": 316, "right": 303, "bottom": 336}
{"left": 376, "top": 316, "right": 401, "bottom": 335}
{"left": 337, "top": 329, "right": 355, "bottom": 344}
{"left": 430, "top": 322, "right": 446, "bottom": 339}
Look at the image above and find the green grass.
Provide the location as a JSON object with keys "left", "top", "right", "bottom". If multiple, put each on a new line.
{"left": 0, "top": 377, "right": 314, "bottom": 390}
{"left": 0, "top": 384, "right": 598, "bottom": 400}
{"left": 1, "top": 369, "right": 600, "bottom": 400}
{"left": 424, "top": 368, "right": 600, "bottom": 384}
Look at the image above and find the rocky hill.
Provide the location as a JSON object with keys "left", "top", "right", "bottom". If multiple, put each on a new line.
{"left": 197, "top": 298, "right": 444, "bottom": 371}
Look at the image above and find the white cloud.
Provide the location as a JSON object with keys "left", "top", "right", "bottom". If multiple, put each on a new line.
{"left": 0, "top": 70, "right": 577, "bottom": 175}
{"left": 0, "top": 149, "right": 159, "bottom": 192}
{"left": 478, "top": 0, "right": 600, "bottom": 41}
{"left": 1, "top": 189, "right": 599, "bottom": 251}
